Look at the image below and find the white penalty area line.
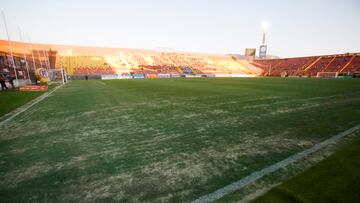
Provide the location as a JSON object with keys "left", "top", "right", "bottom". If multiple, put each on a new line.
{"left": 192, "top": 124, "right": 360, "bottom": 203}
{"left": 0, "top": 85, "right": 63, "bottom": 127}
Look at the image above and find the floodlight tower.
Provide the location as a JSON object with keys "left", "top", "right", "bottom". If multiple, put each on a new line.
{"left": 259, "top": 22, "right": 269, "bottom": 59}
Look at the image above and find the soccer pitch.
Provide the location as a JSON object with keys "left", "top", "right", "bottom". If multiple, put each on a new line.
{"left": 0, "top": 78, "right": 360, "bottom": 202}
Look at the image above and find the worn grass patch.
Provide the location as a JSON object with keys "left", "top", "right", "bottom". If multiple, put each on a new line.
{"left": 0, "top": 78, "right": 359, "bottom": 202}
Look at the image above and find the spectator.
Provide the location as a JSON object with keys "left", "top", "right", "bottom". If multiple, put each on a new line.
{"left": 0, "top": 73, "right": 8, "bottom": 90}
{"left": 7, "top": 74, "right": 15, "bottom": 89}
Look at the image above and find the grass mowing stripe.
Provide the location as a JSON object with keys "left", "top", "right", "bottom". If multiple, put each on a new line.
{"left": 192, "top": 124, "right": 360, "bottom": 203}
{"left": 0, "top": 85, "right": 63, "bottom": 127}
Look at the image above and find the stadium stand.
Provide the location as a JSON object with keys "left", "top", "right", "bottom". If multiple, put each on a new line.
{"left": 253, "top": 53, "right": 360, "bottom": 77}
{"left": 1, "top": 40, "right": 359, "bottom": 80}
{"left": 343, "top": 55, "right": 360, "bottom": 73}
{"left": 0, "top": 40, "right": 56, "bottom": 85}
{"left": 0, "top": 40, "right": 263, "bottom": 78}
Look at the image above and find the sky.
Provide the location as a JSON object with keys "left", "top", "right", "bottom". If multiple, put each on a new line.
{"left": 0, "top": 0, "right": 359, "bottom": 57}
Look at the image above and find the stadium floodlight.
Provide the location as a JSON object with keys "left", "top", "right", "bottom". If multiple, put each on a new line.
{"left": 259, "top": 21, "right": 270, "bottom": 59}
{"left": 261, "top": 21, "right": 270, "bottom": 31}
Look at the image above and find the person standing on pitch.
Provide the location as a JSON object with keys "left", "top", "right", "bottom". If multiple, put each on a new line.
{"left": 0, "top": 73, "right": 8, "bottom": 90}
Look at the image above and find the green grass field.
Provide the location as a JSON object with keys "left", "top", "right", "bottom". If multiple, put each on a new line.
{"left": 253, "top": 135, "right": 360, "bottom": 203}
{"left": 0, "top": 90, "right": 44, "bottom": 117}
{"left": 0, "top": 78, "right": 360, "bottom": 202}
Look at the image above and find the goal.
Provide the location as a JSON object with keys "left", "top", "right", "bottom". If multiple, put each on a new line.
{"left": 316, "top": 72, "right": 338, "bottom": 78}
{"left": 48, "top": 68, "right": 68, "bottom": 84}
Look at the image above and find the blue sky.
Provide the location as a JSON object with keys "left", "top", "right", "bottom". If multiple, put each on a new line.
{"left": 0, "top": 0, "right": 359, "bottom": 57}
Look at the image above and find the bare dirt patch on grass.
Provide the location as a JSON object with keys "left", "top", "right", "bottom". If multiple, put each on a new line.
{"left": 58, "top": 131, "right": 316, "bottom": 202}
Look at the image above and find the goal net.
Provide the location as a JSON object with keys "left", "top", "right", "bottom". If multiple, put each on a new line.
{"left": 316, "top": 72, "right": 338, "bottom": 78}
{"left": 48, "top": 68, "right": 67, "bottom": 84}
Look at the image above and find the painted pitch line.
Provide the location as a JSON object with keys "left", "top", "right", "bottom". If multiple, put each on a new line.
{"left": 192, "top": 124, "right": 360, "bottom": 203}
{"left": 0, "top": 85, "right": 63, "bottom": 127}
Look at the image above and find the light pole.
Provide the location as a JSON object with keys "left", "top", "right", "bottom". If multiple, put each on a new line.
{"left": 18, "top": 26, "right": 31, "bottom": 84}
{"left": 259, "top": 21, "right": 269, "bottom": 59}
{"left": 1, "top": 10, "right": 19, "bottom": 84}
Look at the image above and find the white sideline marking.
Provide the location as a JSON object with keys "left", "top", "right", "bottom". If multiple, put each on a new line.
{"left": 192, "top": 124, "right": 360, "bottom": 203}
{"left": 0, "top": 85, "right": 63, "bottom": 127}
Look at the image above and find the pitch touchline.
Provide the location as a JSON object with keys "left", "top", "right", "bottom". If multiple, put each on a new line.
{"left": 0, "top": 85, "right": 63, "bottom": 127}
{"left": 192, "top": 124, "right": 360, "bottom": 203}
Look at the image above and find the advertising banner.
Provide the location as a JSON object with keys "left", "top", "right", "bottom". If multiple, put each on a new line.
{"left": 19, "top": 85, "right": 48, "bottom": 91}
{"left": 131, "top": 74, "right": 146, "bottom": 79}
{"left": 158, "top": 74, "right": 171, "bottom": 78}
{"left": 214, "top": 74, "right": 231, "bottom": 77}
{"left": 101, "top": 75, "right": 118, "bottom": 80}
{"left": 101, "top": 74, "right": 132, "bottom": 80}
{"left": 146, "top": 74, "right": 158, "bottom": 79}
